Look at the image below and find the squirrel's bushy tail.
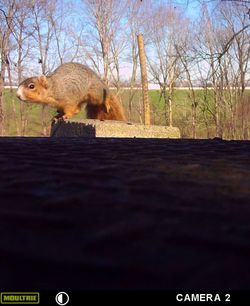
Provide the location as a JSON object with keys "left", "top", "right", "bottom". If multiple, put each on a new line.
{"left": 104, "top": 94, "right": 126, "bottom": 121}
{"left": 86, "top": 93, "right": 126, "bottom": 121}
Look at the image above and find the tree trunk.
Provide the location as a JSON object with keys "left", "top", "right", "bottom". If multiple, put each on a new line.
{"left": 191, "top": 102, "right": 197, "bottom": 139}
{"left": 0, "top": 75, "right": 4, "bottom": 136}
{"left": 162, "top": 85, "right": 168, "bottom": 126}
{"left": 137, "top": 34, "right": 151, "bottom": 125}
{"left": 168, "top": 82, "right": 173, "bottom": 127}
{"left": 41, "top": 105, "right": 48, "bottom": 136}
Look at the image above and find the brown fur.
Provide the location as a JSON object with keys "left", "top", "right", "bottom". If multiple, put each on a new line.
{"left": 86, "top": 94, "right": 126, "bottom": 121}
{"left": 17, "top": 63, "right": 126, "bottom": 121}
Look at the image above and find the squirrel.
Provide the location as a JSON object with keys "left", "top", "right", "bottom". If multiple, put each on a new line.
{"left": 16, "top": 62, "right": 126, "bottom": 121}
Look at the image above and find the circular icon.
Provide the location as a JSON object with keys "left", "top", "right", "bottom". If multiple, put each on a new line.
{"left": 55, "top": 292, "right": 69, "bottom": 305}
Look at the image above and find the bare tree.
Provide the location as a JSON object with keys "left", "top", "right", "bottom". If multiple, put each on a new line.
{"left": 0, "top": 0, "right": 16, "bottom": 136}
{"left": 147, "top": 4, "right": 185, "bottom": 126}
{"left": 223, "top": 3, "right": 250, "bottom": 139}
{"left": 197, "top": 2, "right": 250, "bottom": 139}
{"left": 175, "top": 43, "right": 198, "bottom": 138}
{"left": 30, "top": 0, "right": 58, "bottom": 136}
{"left": 11, "top": 0, "right": 35, "bottom": 135}
{"left": 83, "top": 0, "right": 126, "bottom": 84}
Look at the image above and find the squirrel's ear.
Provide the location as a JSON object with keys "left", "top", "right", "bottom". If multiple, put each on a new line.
{"left": 38, "top": 75, "right": 48, "bottom": 89}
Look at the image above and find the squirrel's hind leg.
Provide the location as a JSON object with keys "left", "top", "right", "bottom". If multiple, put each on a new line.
{"left": 52, "top": 105, "right": 81, "bottom": 122}
{"left": 62, "top": 105, "right": 81, "bottom": 120}
{"left": 52, "top": 109, "right": 64, "bottom": 122}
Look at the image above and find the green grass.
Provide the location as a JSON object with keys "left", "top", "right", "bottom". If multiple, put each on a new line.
{"left": 2, "top": 88, "right": 250, "bottom": 138}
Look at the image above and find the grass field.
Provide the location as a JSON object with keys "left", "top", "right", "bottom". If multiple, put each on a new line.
{"left": 2, "top": 88, "right": 249, "bottom": 138}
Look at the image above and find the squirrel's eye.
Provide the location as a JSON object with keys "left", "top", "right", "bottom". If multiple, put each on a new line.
{"left": 29, "top": 84, "right": 35, "bottom": 89}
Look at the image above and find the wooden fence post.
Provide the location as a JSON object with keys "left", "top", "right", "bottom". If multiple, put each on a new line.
{"left": 137, "top": 34, "right": 151, "bottom": 125}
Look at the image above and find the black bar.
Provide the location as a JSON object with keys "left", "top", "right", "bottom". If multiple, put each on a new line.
{"left": 19, "top": 290, "right": 250, "bottom": 306}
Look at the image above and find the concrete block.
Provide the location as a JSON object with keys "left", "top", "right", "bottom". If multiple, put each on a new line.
{"left": 50, "top": 119, "right": 181, "bottom": 138}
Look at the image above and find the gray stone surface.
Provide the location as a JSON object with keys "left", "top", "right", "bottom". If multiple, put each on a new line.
{"left": 50, "top": 119, "right": 181, "bottom": 138}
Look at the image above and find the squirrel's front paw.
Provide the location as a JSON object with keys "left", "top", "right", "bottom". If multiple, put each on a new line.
{"left": 52, "top": 116, "right": 64, "bottom": 123}
{"left": 62, "top": 115, "right": 69, "bottom": 120}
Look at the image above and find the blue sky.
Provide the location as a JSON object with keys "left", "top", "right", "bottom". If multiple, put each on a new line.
{"left": 65, "top": 0, "right": 204, "bottom": 81}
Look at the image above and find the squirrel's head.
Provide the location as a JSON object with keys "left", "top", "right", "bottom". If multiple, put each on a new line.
{"left": 16, "top": 75, "right": 49, "bottom": 104}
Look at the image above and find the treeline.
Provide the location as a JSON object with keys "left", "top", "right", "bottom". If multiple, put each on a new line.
{"left": 0, "top": 0, "right": 250, "bottom": 139}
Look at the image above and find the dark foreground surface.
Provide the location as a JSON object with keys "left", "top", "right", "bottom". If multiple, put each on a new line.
{"left": 0, "top": 137, "right": 250, "bottom": 290}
